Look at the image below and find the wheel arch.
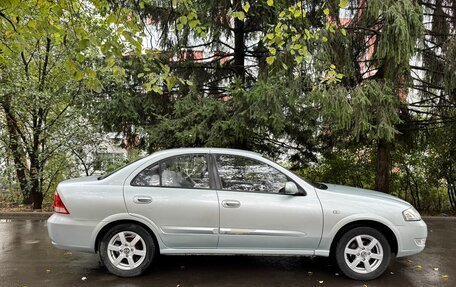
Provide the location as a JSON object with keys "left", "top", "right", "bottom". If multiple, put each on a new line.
{"left": 94, "top": 219, "right": 160, "bottom": 253}
{"left": 329, "top": 220, "right": 398, "bottom": 257}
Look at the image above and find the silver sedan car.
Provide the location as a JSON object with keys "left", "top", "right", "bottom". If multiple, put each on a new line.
{"left": 47, "top": 148, "right": 427, "bottom": 280}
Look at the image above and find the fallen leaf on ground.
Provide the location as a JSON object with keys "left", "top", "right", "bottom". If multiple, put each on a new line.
{"left": 433, "top": 267, "right": 439, "bottom": 271}
{"left": 318, "top": 280, "right": 324, "bottom": 284}
{"left": 335, "top": 272, "right": 339, "bottom": 276}
{"left": 46, "top": 269, "right": 51, "bottom": 273}
{"left": 416, "top": 265, "right": 423, "bottom": 270}
{"left": 442, "top": 275, "right": 449, "bottom": 280}
{"left": 407, "top": 259, "right": 413, "bottom": 263}
{"left": 390, "top": 271, "right": 394, "bottom": 275}
{"left": 81, "top": 277, "right": 87, "bottom": 281}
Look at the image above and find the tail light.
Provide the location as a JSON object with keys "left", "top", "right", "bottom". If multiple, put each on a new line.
{"left": 53, "top": 191, "right": 69, "bottom": 214}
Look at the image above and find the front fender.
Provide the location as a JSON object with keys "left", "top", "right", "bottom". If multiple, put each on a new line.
{"left": 315, "top": 213, "right": 402, "bottom": 257}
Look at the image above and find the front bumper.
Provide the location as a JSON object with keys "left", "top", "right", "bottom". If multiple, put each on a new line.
{"left": 396, "top": 219, "right": 428, "bottom": 257}
{"left": 47, "top": 213, "right": 98, "bottom": 253}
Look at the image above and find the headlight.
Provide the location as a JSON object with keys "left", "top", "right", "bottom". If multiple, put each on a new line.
{"left": 402, "top": 207, "right": 421, "bottom": 221}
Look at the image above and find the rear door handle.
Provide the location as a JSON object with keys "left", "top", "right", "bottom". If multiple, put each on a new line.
{"left": 222, "top": 200, "right": 241, "bottom": 208}
{"left": 133, "top": 195, "right": 152, "bottom": 204}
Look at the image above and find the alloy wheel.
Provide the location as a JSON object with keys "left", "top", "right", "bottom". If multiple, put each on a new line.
{"left": 344, "top": 234, "right": 384, "bottom": 274}
{"left": 106, "top": 231, "right": 147, "bottom": 271}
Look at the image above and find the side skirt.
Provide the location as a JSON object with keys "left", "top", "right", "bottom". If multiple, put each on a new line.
{"left": 160, "top": 248, "right": 328, "bottom": 256}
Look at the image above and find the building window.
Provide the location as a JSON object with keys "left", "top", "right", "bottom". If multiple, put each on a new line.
{"left": 339, "top": 0, "right": 358, "bottom": 19}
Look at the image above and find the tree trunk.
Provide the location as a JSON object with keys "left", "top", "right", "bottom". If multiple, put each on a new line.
{"left": 233, "top": 0, "right": 245, "bottom": 81}
{"left": 375, "top": 139, "right": 392, "bottom": 193}
{"left": 1, "top": 97, "right": 31, "bottom": 203}
{"left": 29, "top": 158, "right": 44, "bottom": 209}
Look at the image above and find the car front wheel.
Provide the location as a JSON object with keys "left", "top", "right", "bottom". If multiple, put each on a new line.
{"left": 335, "top": 227, "right": 392, "bottom": 280}
{"left": 99, "top": 224, "right": 155, "bottom": 277}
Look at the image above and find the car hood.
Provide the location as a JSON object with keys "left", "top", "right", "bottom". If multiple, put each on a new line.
{"left": 321, "top": 183, "right": 411, "bottom": 207}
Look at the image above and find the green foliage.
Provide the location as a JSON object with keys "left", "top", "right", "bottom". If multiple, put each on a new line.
{"left": 313, "top": 80, "right": 401, "bottom": 141}
{"left": 368, "top": 0, "right": 423, "bottom": 82}
{"left": 0, "top": 0, "right": 176, "bottom": 208}
{"left": 299, "top": 147, "right": 376, "bottom": 189}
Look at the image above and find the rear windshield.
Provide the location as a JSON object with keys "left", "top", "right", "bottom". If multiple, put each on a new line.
{"left": 97, "top": 157, "right": 145, "bottom": 180}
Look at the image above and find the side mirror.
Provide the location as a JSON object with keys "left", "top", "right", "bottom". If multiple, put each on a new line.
{"left": 284, "top": 181, "right": 300, "bottom": 195}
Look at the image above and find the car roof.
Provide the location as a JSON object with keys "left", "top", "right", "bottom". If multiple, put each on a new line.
{"left": 151, "top": 147, "right": 263, "bottom": 158}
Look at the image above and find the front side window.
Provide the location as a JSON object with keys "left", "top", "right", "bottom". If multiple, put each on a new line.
{"left": 132, "top": 155, "right": 210, "bottom": 189}
{"left": 215, "top": 155, "right": 288, "bottom": 194}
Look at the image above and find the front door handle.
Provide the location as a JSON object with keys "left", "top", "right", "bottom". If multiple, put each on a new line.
{"left": 222, "top": 200, "right": 241, "bottom": 208}
{"left": 133, "top": 195, "right": 152, "bottom": 204}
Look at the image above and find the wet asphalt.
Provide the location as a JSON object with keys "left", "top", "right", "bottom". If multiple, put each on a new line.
{"left": 0, "top": 218, "right": 454, "bottom": 287}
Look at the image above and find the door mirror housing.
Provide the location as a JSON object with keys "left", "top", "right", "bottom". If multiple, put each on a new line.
{"left": 284, "top": 181, "right": 303, "bottom": 195}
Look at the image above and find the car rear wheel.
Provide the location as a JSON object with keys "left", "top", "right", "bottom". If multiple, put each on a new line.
{"left": 335, "top": 227, "right": 391, "bottom": 280}
{"left": 99, "top": 224, "right": 155, "bottom": 277}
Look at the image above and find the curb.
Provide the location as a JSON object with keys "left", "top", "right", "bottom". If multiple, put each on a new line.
{"left": 422, "top": 216, "right": 456, "bottom": 221}
{"left": 0, "top": 212, "right": 52, "bottom": 220}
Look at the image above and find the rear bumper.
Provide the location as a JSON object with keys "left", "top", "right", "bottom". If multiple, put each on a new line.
{"left": 47, "top": 213, "right": 98, "bottom": 253}
{"left": 396, "top": 219, "right": 428, "bottom": 257}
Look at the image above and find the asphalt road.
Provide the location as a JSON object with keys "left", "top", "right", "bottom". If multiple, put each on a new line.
{"left": 0, "top": 218, "right": 454, "bottom": 287}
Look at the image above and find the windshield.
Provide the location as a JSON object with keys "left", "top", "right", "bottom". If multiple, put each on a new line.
{"left": 288, "top": 169, "right": 328, "bottom": 190}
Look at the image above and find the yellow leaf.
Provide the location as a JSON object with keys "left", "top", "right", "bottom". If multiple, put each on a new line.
{"left": 189, "top": 20, "right": 199, "bottom": 28}
{"left": 266, "top": 56, "right": 275, "bottom": 65}
{"left": 339, "top": 0, "right": 348, "bottom": 8}
{"left": 442, "top": 274, "right": 449, "bottom": 280}
{"left": 323, "top": 8, "right": 329, "bottom": 16}
{"left": 267, "top": 0, "right": 274, "bottom": 6}
{"left": 341, "top": 28, "right": 347, "bottom": 36}
{"left": 243, "top": 2, "right": 250, "bottom": 13}
{"left": 27, "top": 20, "right": 37, "bottom": 28}
{"left": 179, "top": 16, "right": 187, "bottom": 25}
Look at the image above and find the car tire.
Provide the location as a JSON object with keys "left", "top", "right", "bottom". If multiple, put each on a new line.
{"left": 99, "top": 223, "right": 155, "bottom": 277}
{"left": 335, "top": 226, "right": 391, "bottom": 280}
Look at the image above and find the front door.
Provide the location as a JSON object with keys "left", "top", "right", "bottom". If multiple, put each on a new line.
{"left": 214, "top": 154, "right": 323, "bottom": 252}
{"left": 124, "top": 154, "right": 219, "bottom": 249}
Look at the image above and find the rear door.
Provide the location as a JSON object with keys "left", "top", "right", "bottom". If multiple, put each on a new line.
{"left": 124, "top": 154, "right": 219, "bottom": 249}
{"left": 214, "top": 154, "right": 323, "bottom": 252}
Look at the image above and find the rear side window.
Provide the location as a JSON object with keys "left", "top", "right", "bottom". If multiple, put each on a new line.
{"left": 131, "top": 155, "right": 210, "bottom": 189}
{"left": 131, "top": 164, "right": 160, "bottom": 186}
